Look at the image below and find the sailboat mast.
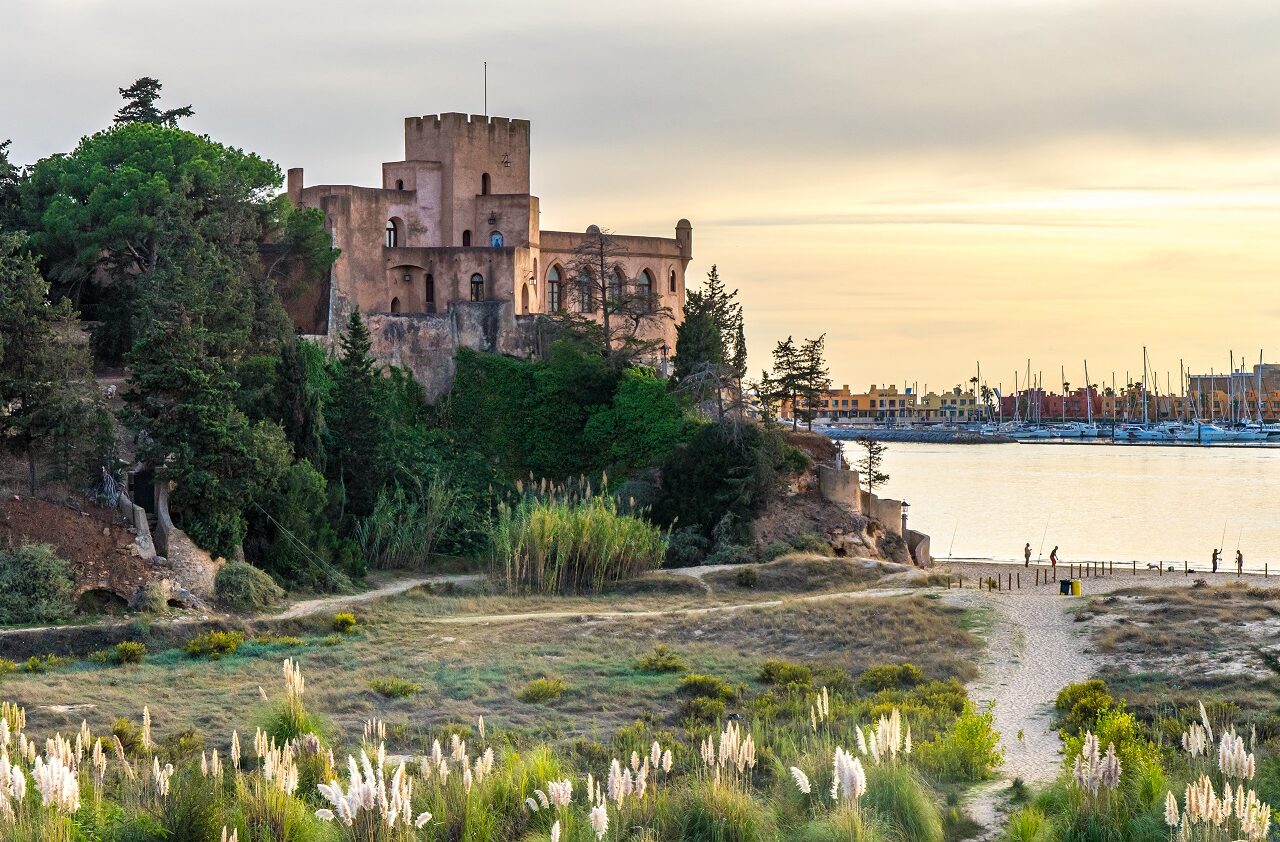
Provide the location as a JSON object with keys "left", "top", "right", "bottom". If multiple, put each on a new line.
{"left": 1142, "top": 347, "right": 1149, "bottom": 425}
{"left": 1084, "top": 360, "right": 1093, "bottom": 424}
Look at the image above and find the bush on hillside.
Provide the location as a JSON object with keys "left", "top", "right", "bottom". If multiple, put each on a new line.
{"left": 858, "top": 663, "right": 924, "bottom": 693}
{"left": 185, "top": 630, "right": 244, "bottom": 659}
{"left": 634, "top": 644, "right": 689, "bottom": 673}
{"left": 214, "top": 561, "right": 285, "bottom": 613}
{"left": 516, "top": 677, "right": 569, "bottom": 703}
{"left": 1054, "top": 679, "right": 1114, "bottom": 733}
{"left": 0, "top": 543, "right": 76, "bottom": 625}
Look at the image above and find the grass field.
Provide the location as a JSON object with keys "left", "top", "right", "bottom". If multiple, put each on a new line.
{"left": 1, "top": 557, "right": 975, "bottom": 755}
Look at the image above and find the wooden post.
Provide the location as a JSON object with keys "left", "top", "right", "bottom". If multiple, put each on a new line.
{"left": 1184, "top": 560, "right": 1188, "bottom": 576}
{"left": 1132, "top": 560, "right": 1136, "bottom": 576}
{"left": 1017, "top": 572, "right": 1021, "bottom": 589}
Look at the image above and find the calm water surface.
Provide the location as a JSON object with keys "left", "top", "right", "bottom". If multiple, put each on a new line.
{"left": 874, "top": 442, "right": 1280, "bottom": 568}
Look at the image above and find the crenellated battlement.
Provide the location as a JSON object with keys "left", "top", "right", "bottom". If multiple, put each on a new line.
{"left": 405, "top": 112, "right": 531, "bottom": 146}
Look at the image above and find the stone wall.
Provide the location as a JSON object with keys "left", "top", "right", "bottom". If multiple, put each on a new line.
{"left": 360, "top": 300, "right": 543, "bottom": 401}
{"left": 817, "top": 464, "right": 862, "bottom": 514}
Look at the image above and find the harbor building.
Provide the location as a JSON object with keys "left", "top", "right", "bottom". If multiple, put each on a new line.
{"left": 282, "top": 112, "right": 693, "bottom": 397}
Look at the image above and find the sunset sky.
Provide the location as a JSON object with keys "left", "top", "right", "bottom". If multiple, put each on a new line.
{"left": 6, "top": 0, "right": 1280, "bottom": 391}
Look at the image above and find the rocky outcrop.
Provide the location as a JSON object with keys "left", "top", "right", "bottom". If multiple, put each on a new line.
{"left": 751, "top": 430, "right": 932, "bottom": 567}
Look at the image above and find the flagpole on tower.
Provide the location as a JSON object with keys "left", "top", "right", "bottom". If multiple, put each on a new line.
{"left": 484, "top": 61, "right": 488, "bottom": 116}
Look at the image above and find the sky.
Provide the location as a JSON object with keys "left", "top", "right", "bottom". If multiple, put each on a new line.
{"left": 5, "top": 0, "right": 1280, "bottom": 393}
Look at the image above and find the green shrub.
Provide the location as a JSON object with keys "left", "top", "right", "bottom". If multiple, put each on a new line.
{"left": 705, "top": 543, "right": 753, "bottom": 566}
{"left": 214, "top": 561, "right": 285, "bottom": 613}
{"left": 677, "top": 673, "right": 740, "bottom": 702}
{"left": 1001, "top": 806, "right": 1052, "bottom": 841}
{"left": 914, "top": 702, "right": 1003, "bottom": 783}
{"left": 789, "top": 532, "right": 833, "bottom": 555}
{"left": 113, "top": 641, "right": 147, "bottom": 664}
{"left": 321, "top": 634, "right": 343, "bottom": 647}
{"left": 87, "top": 649, "right": 113, "bottom": 664}
{"left": 736, "top": 566, "right": 759, "bottom": 588}
{"left": 1054, "top": 679, "right": 1114, "bottom": 733}
{"left": 185, "top": 630, "right": 244, "bottom": 659}
{"left": 762, "top": 541, "right": 794, "bottom": 562}
{"left": 112, "top": 717, "right": 144, "bottom": 756}
{"left": 677, "top": 779, "right": 777, "bottom": 842}
{"left": 0, "top": 544, "right": 75, "bottom": 625}
{"left": 666, "top": 526, "right": 710, "bottom": 567}
{"left": 0, "top": 658, "right": 14, "bottom": 676}
{"left": 857, "top": 663, "right": 924, "bottom": 693}
{"left": 680, "top": 695, "right": 728, "bottom": 724}
{"left": 135, "top": 581, "right": 168, "bottom": 614}
{"left": 635, "top": 644, "right": 689, "bottom": 673}
{"left": 369, "top": 677, "right": 421, "bottom": 698}
{"left": 863, "top": 762, "right": 944, "bottom": 842}
{"left": 517, "top": 677, "right": 569, "bottom": 703}
{"left": 759, "top": 658, "right": 813, "bottom": 688}
{"left": 23, "top": 653, "right": 73, "bottom": 673}
{"left": 333, "top": 612, "right": 358, "bottom": 633}
{"left": 251, "top": 633, "right": 305, "bottom": 647}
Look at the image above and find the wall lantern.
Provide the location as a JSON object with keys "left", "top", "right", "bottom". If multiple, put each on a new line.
{"left": 403, "top": 272, "right": 412, "bottom": 283}
{"left": 487, "top": 213, "right": 498, "bottom": 226}
{"left": 501, "top": 153, "right": 512, "bottom": 168}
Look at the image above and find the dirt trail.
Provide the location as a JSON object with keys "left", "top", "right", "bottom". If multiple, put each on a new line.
{"left": 430, "top": 587, "right": 914, "bottom": 625}
{"left": 274, "top": 574, "right": 483, "bottom": 620}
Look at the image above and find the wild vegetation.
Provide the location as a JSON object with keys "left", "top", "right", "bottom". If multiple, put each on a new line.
{"left": 0, "top": 77, "right": 841, "bottom": 617}
{"left": 0, "top": 644, "right": 1005, "bottom": 842}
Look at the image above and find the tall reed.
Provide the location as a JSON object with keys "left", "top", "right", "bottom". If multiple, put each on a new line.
{"left": 490, "top": 485, "right": 667, "bottom": 594}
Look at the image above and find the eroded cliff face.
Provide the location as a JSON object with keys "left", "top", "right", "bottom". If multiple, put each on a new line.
{"left": 0, "top": 496, "right": 216, "bottom": 610}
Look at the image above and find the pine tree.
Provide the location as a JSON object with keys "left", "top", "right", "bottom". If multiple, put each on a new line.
{"left": 114, "top": 77, "right": 194, "bottom": 127}
{"left": 0, "top": 234, "right": 111, "bottom": 494}
{"left": 854, "top": 437, "right": 889, "bottom": 496}
{"left": 797, "top": 334, "right": 831, "bottom": 431}
{"left": 327, "top": 310, "right": 384, "bottom": 520}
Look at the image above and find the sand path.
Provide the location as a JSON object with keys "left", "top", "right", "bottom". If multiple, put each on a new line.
{"left": 940, "top": 583, "right": 1097, "bottom": 835}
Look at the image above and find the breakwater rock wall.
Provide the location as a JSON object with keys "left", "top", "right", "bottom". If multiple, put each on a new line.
{"left": 822, "top": 428, "right": 1012, "bottom": 444}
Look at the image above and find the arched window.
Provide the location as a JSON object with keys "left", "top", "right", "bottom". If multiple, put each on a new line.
{"left": 520, "top": 283, "right": 530, "bottom": 313}
{"left": 425, "top": 273, "right": 436, "bottom": 314}
{"left": 395, "top": 178, "right": 404, "bottom": 190}
{"left": 462, "top": 230, "right": 472, "bottom": 247}
{"left": 385, "top": 219, "right": 399, "bottom": 248}
{"left": 608, "top": 268, "right": 624, "bottom": 303}
{"left": 390, "top": 296, "right": 401, "bottom": 313}
{"left": 490, "top": 231, "right": 504, "bottom": 248}
{"left": 669, "top": 269, "right": 677, "bottom": 293}
{"left": 547, "top": 265, "right": 562, "bottom": 311}
{"left": 481, "top": 173, "right": 491, "bottom": 195}
{"left": 470, "top": 273, "right": 485, "bottom": 302}
{"left": 638, "top": 269, "right": 653, "bottom": 312}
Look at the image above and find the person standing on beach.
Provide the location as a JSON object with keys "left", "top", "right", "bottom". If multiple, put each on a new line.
{"left": 1050, "top": 546, "right": 1059, "bottom": 569}
{"left": 1024, "top": 543, "right": 1032, "bottom": 566}
{"left": 1212, "top": 548, "right": 1220, "bottom": 573}
{"left": 1237, "top": 549, "right": 1244, "bottom": 574}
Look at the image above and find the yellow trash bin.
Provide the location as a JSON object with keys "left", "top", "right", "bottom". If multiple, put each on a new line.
{"left": 1071, "top": 579, "right": 1082, "bottom": 597}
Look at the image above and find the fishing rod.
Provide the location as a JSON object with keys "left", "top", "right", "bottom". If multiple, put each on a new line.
{"left": 1039, "top": 514, "right": 1051, "bottom": 561}
{"left": 1219, "top": 517, "right": 1228, "bottom": 555}
{"left": 948, "top": 520, "right": 959, "bottom": 557}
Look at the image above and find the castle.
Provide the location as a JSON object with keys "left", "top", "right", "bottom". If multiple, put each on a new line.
{"left": 284, "top": 112, "right": 693, "bottom": 397}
